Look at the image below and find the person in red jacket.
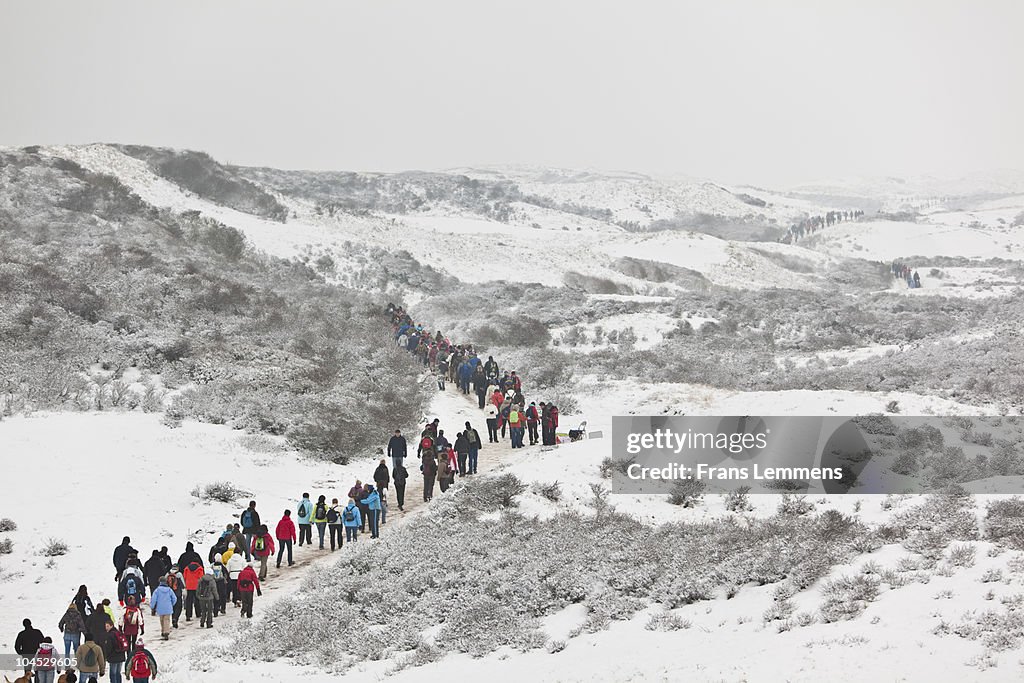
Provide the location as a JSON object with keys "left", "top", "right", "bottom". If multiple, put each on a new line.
{"left": 182, "top": 559, "right": 205, "bottom": 623}
{"left": 250, "top": 524, "right": 276, "bottom": 581}
{"left": 236, "top": 562, "right": 262, "bottom": 618}
{"left": 526, "top": 402, "right": 540, "bottom": 446}
{"left": 275, "top": 510, "right": 296, "bottom": 569}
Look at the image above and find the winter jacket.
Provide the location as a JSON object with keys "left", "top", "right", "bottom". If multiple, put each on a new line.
{"left": 526, "top": 405, "right": 539, "bottom": 423}
{"left": 15, "top": 625, "right": 43, "bottom": 656}
{"left": 448, "top": 448, "right": 460, "bottom": 474}
{"left": 103, "top": 627, "right": 128, "bottom": 664}
{"left": 227, "top": 553, "right": 247, "bottom": 580}
{"left": 167, "top": 571, "right": 185, "bottom": 598}
{"left": 183, "top": 561, "right": 204, "bottom": 591}
{"left": 237, "top": 566, "right": 261, "bottom": 594}
{"left": 393, "top": 464, "right": 409, "bottom": 486}
{"left": 221, "top": 545, "right": 236, "bottom": 565}
{"left": 437, "top": 454, "right": 451, "bottom": 481}
{"left": 295, "top": 496, "right": 313, "bottom": 524}
{"left": 465, "top": 428, "right": 482, "bottom": 448}
{"left": 490, "top": 391, "right": 504, "bottom": 409}
{"left": 118, "top": 572, "right": 146, "bottom": 603}
{"left": 484, "top": 359, "right": 499, "bottom": 378}
{"left": 104, "top": 603, "right": 116, "bottom": 626}
{"left": 144, "top": 553, "right": 166, "bottom": 590}
{"left": 387, "top": 435, "right": 407, "bottom": 459}
{"left": 59, "top": 606, "right": 85, "bottom": 635}
{"left": 363, "top": 488, "right": 382, "bottom": 511}
{"left": 240, "top": 506, "right": 261, "bottom": 534}
{"left": 177, "top": 542, "right": 202, "bottom": 570}
{"left": 275, "top": 516, "right": 297, "bottom": 542}
{"left": 312, "top": 500, "right": 329, "bottom": 523}
{"left": 197, "top": 573, "right": 219, "bottom": 602}
{"left": 327, "top": 504, "right": 343, "bottom": 525}
{"left": 75, "top": 640, "right": 106, "bottom": 674}
{"left": 120, "top": 605, "right": 144, "bottom": 637}
{"left": 73, "top": 592, "right": 95, "bottom": 618}
{"left": 374, "top": 463, "right": 390, "bottom": 490}
{"left": 33, "top": 642, "right": 58, "bottom": 672}
{"left": 150, "top": 584, "right": 177, "bottom": 616}
{"left": 342, "top": 503, "right": 362, "bottom": 528}
{"left": 208, "top": 538, "right": 229, "bottom": 565}
{"left": 454, "top": 434, "right": 470, "bottom": 454}
{"left": 250, "top": 533, "right": 275, "bottom": 559}
{"left": 485, "top": 404, "right": 498, "bottom": 420}
{"left": 422, "top": 453, "right": 438, "bottom": 477}
{"left": 113, "top": 540, "right": 137, "bottom": 573}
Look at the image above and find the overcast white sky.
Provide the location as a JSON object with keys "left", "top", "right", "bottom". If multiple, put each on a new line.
{"left": 1, "top": 1, "right": 1021, "bottom": 186}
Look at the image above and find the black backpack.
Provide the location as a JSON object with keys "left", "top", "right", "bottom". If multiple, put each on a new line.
{"left": 343, "top": 508, "right": 355, "bottom": 522}
{"left": 326, "top": 507, "right": 339, "bottom": 524}
{"left": 315, "top": 502, "right": 327, "bottom": 519}
{"left": 298, "top": 500, "right": 310, "bottom": 518}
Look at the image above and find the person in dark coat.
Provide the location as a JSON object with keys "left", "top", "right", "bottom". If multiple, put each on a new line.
{"left": 15, "top": 618, "right": 44, "bottom": 674}
{"left": 144, "top": 550, "right": 166, "bottom": 592}
{"left": 158, "top": 546, "right": 173, "bottom": 575}
{"left": 73, "top": 584, "right": 95, "bottom": 619}
{"left": 387, "top": 429, "right": 407, "bottom": 470}
{"left": 422, "top": 451, "right": 437, "bottom": 502}
{"left": 393, "top": 463, "right": 408, "bottom": 511}
{"left": 113, "top": 536, "right": 137, "bottom": 581}
{"left": 85, "top": 606, "right": 113, "bottom": 651}
{"left": 373, "top": 459, "right": 390, "bottom": 491}
{"left": 454, "top": 432, "right": 470, "bottom": 478}
{"left": 176, "top": 542, "right": 201, "bottom": 571}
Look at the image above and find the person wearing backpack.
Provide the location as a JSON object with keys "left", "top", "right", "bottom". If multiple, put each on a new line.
{"left": 120, "top": 596, "right": 144, "bottom": 657}
{"left": 182, "top": 559, "right": 205, "bottom": 622}
{"left": 452, "top": 431, "right": 470, "bottom": 476}
{"left": 72, "top": 584, "right": 95, "bottom": 620}
{"left": 250, "top": 524, "right": 275, "bottom": 579}
{"left": 362, "top": 485, "right": 382, "bottom": 539}
{"left": 422, "top": 450, "right": 437, "bottom": 502}
{"left": 473, "top": 365, "right": 488, "bottom": 408}
{"left": 113, "top": 537, "right": 137, "bottom": 582}
{"left": 392, "top": 462, "right": 408, "bottom": 511}
{"left": 508, "top": 405, "right": 524, "bottom": 448}
{"left": 197, "top": 567, "right": 219, "bottom": 628}
{"left": 239, "top": 500, "right": 260, "bottom": 562}
{"left": 295, "top": 493, "right": 313, "bottom": 547}
{"left": 143, "top": 550, "right": 166, "bottom": 593}
{"left": 483, "top": 355, "right": 499, "bottom": 383}
{"left": 226, "top": 550, "right": 246, "bottom": 607}
{"left": 236, "top": 562, "right": 262, "bottom": 619}
{"left": 32, "top": 635, "right": 59, "bottom": 683}
{"left": 525, "top": 402, "right": 540, "bottom": 445}
{"left": 103, "top": 621, "right": 129, "bottom": 682}
{"left": 149, "top": 577, "right": 176, "bottom": 640}
{"left": 544, "top": 403, "right": 560, "bottom": 445}
{"left": 165, "top": 567, "right": 185, "bottom": 628}
{"left": 327, "top": 499, "right": 343, "bottom": 551}
{"left": 127, "top": 640, "right": 157, "bottom": 682}
{"left": 312, "top": 495, "right": 329, "bottom": 550}
{"left": 275, "top": 510, "right": 296, "bottom": 568}
{"left": 436, "top": 357, "right": 448, "bottom": 390}
{"left": 59, "top": 602, "right": 85, "bottom": 663}
{"left": 484, "top": 402, "right": 499, "bottom": 443}
{"left": 210, "top": 554, "right": 228, "bottom": 615}
{"left": 342, "top": 498, "right": 361, "bottom": 542}
{"left": 75, "top": 632, "right": 106, "bottom": 682}
{"left": 175, "top": 542, "right": 201, "bottom": 573}
{"left": 117, "top": 570, "right": 146, "bottom": 608}
{"left": 466, "top": 419, "right": 481, "bottom": 473}
{"left": 84, "top": 604, "right": 113, "bottom": 653}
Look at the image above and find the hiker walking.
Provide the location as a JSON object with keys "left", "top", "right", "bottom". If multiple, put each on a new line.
{"left": 166, "top": 566, "right": 185, "bottom": 628}
{"left": 295, "top": 493, "right": 314, "bottom": 547}
{"left": 437, "top": 357, "right": 449, "bottom": 390}
{"left": 275, "top": 510, "right": 296, "bottom": 567}
{"left": 422, "top": 450, "right": 437, "bottom": 502}
{"left": 59, "top": 602, "right": 86, "bottom": 663}
{"left": 393, "top": 462, "right": 408, "bottom": 511}
{"left": 374, "top": 458, "right": 390, "bottom": 492}
{"left": 149, "top": 577, "right": 176, "bottom": 641}
{"left": 127, "top": 639, "right": 158, "bottom": 682}
{"left": 32, "top": 636, "right": 59, "bottom": 683}
{"left": 113, "top": 537, "right": 137, "bottom": 582}
{"left": 327, "top": 499, "right": 343, "bottom": 551}
{"left": 250, "top": 524, "right": 275, "bottom": 579}
{"left": 343, "top": 498, "right": 362, "bottom": 542}
{"left": 526, "top": 402, "right": 540, "bottom": 445}
{"left": 15, "top": 618, "right": 44, "bottom": 676}
{"left": 485, "top": 402, "right": 499, "bottom": 442}
{"left": 387, "top": 429, "right": 407, "bottom": 470}
{"left": 102, "top": 621, "right": 130, "bottom": 683}
{"left": 120, "top": 595, "right": 144, "bottom": 658}
{"left": 73, "top": 584, "right": 95, "bottom": 619}
{"left": 240, "top": 501, "right": 261, "bottom": 561}
{"left": 226, "top": 550, "right": 246, "bottom": 607}
{"left": 75, "top": 632, "right": 107, "bottom": 682}
{"left": 364, "top": 485, "right": 382, "bottom": 538}
{"left": 210, "top": 554, "right": 228, "bottom": 615}
{"left": 197, "top": 566, "right": 219, "bottom": 628}
{"left": 182, "top": 558, "right": 205, "bottom": 622}
{"left": 143, "top": 551, "right": 165, "bottom": 593}
{"left": 312, "top": 495, "right": 330, "bottom": 549}
{"left": 437, "top": 446, "right": 452, "bottom": 493}
{"left": 473, "top": 365, "right": 488, "bottom": 408}
{"left": 237, "top": 562, "right": 262, "bottom": 618}
{"left": 464, "top": 421, "right": 481, "bottom": 474}
{"left": 454, "top": 431, "right": 470, "bottom": 477}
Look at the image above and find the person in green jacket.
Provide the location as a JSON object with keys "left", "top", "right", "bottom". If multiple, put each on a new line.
{"left": 311, "top": 495, "right": 329, "bottom": 549}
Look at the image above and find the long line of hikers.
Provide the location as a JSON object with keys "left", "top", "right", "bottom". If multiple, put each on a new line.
{"left": 890, "top": 260, "right": 923, "bottom": 289}
{"left": 12, "top": 302, "right": 569, "bottom": 682}
{"left": 782, "top": 209, "right": 865, "bottom": 244}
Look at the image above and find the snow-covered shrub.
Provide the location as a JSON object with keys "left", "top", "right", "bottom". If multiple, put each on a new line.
{"left": 533, "top": 481, "right": 562, "bottom": 502}
{"left": 0, "top": 518, "right": 16, "bottom": 532}
{"left": 980, "top": 568, "right": 1004, "bottom": 583}
{"left": 777, "top": 494, "right": 814, "bottom": 516}
{"left": 438, "top": 595, "right": 545, "bottom": 656}
{"left": 645, "top": 611, "right": 691, "bottom": 631}
{"left": 0, "top": 538, "right": 12, "bottom": 554}
{"left": 194, "top": 481, "right": 251, "bottom": 503}
{"left": 947, "top": 544, "right": 977, "bottom": 568}
{"left": 984, "top": 498, "right": 1024, "bottom": 549}
{"left": 723, "top": 486, "right": 752, "bottom": 512}
{"left": 819, "top": 575, "right": 879, "bottom": 622}
{"left": 599, "top": 457, "right": 615, "bottom": 479}
{"left": 668, "top": 479, "right": 704, "bottom": 507}
{"left": 41, "top": 538, "right": 68, "bottom": 556}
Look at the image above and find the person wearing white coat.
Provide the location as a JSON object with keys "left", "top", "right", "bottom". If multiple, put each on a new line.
{"left": 226, "top": 552, "right": 247, "bottom": 607}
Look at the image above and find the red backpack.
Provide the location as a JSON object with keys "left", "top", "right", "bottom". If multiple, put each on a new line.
{"left": 129, "top": 651, "right": 152, "bottom": 678}
{"left": 420, "top": 436, "right": 433, "bottom": 451}
{"left": 111, "top": 628, "right": 129, "bottom": 653}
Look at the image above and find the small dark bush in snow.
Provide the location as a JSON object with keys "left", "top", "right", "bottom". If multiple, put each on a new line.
{"left": 985, "top": 498, "right": 1024, "bottom": 549}
{"left": 194, "top": 481, "right": 251, "bottom": 503}
{"left": 41, "top": 538, "right": 68, "bottom": 556}
{"left": 0, "top": 518, "right": 16, "bottom": 532}
{"left": 668, "top": 479, "right": 705, "bottom": 507}
{"left": 819, "top": 575, "right": 879, "bottom": 622}
{"left": 645, "top": 611, "right": 691, "bottom": 631}
{"left": 0, "top": 538, "right": 12, "bottom": 554}
{"left": 724, "top": 486, "right": 752, "bottom": 512}
{"left": 533, "top": 481, "right": 562, "bottom": 502}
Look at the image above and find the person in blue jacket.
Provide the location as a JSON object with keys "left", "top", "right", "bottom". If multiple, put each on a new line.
{"left": 342, "top": 498, "right": 362, "bottom": 543}
{"left": 362, "top": 485, "right": 382, "bottom": 539}
{"left": 149, "top": 577, "right": 178, "bottom": 641}
{"left": 458, "top": 361, "right": 474, "bottom": 395}
{"left": 295, "top": 493, "right": 313, "bottom": 547}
